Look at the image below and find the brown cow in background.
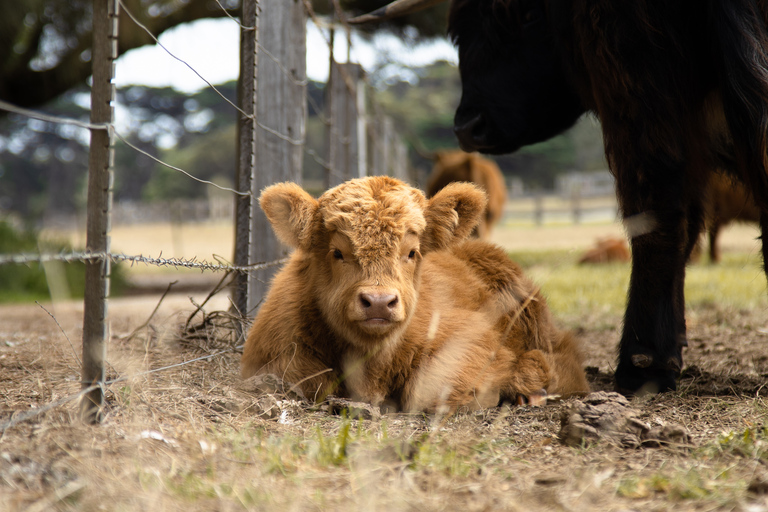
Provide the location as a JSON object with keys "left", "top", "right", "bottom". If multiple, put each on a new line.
{"left": 426, "top": 150, "right": 507, "bottom": 239}
{"left": 241, "top": 176, "right": 588, "bottom": 413}
{"left": 702, "top": 174, "right": 760, "bottom": 263}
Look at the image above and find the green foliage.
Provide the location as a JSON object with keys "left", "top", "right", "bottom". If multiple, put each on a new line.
{"left": 706, "top": 426, "right": 768, "bottom": 461}
{"left": 0, "top": 220, "right": 127, "bottom": 302}
{"left": 313, "top": 418, "right": 353, "bottom": 467}
{"left": 0, "top": 221, "right": 51, "bottom": 302}
{"left": 617, "top": 470, "right": 720, "bottom": 501}
{"left": 143, "top": 125, "right": 236, "bottom": 201}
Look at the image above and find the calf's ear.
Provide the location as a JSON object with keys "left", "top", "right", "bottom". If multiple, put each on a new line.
{"left": 422, "top": 182, "right": 487, "bottom": 252}
{"left": 259, "top": 183, "right": 318, "bottom": 250}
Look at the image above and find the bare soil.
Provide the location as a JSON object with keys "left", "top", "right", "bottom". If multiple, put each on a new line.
{"left": 3, "top": 222, "right": 768, "bottom": 511}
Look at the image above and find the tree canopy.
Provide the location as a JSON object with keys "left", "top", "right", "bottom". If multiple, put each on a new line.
{"left": 0, "top": 0, "right": 449, "bottom": 110}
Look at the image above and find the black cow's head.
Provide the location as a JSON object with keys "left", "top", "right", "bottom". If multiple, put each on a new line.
{"left": 448, "top": 0, "right": 586, "bottom": 154}
{"left": 349, "top": 0, "right": 586, "bottom": 155}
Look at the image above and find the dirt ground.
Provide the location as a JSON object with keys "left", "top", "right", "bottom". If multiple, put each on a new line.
{"left": 4, "top": 221, "right": 768, "bottom": 511}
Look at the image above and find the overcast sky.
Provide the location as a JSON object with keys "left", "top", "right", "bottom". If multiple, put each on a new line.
{"left": 114, "top": 18, "right": 457, "bottom": 93}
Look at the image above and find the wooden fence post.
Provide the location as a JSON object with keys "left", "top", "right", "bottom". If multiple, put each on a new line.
{"left": 232, "top": 0, "right": 258, "bottom": 322}
{"left": 324, "top": 25, "right": 336, "bottom": 190}
{"left": 328, "top": 62, "right": 365, "bottom": 187}
{"left": 534, "top": 192, "right": 544, "bottom": 226}
{"left": 392, "top": 137, "right": 408, "bottom": 183}
{"left": 81, "top": 0, "right": 119, "bottom": 423}
{"left": 249, "top": 0, "right": 307, "bottom": 311}
{"left": 571, "top": 185, "right": 582, "bottom": 224}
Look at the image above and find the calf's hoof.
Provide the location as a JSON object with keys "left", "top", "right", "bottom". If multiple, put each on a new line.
{"left": 614, "top": 363, "right": 678, "bottom": 396}
{"left": 515, "top": 388, "right": 548, "bottom": 407}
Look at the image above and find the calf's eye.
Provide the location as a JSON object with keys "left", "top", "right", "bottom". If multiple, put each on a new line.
{"left": 408, "top": 250, "right": 417, "bottom": 259}
{"left": 333, "top": 249, "right": 343, "bottom": 260}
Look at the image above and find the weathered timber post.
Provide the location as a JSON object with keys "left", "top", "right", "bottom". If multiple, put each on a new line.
{"left": 328, "top": 62, "right": 365, "bottom": 187}
{"left": 232, "top": 0, "right": 259, "bottom": 321}
{"left": 392, "top": 137, "right": 408, "bottom": 183}
{"left": 571, "top": 184, "right": 582, "bottom": 224}
{"left": 534, "top": 192, "right": 544, "bottom": 226}
{"left": 81, "top": 0, "right": 119, "bottom": 423}
{"left": 367, "top": 112, "right": 385, "bottom": 177}
{"left": 381, "top": 116, "right": 394, "bottom": 177}
{"left": 249, "top": 0, "right": 307, "bottom": 311}
{"left": 324, "top": 23, "right": 336, "bottom": 190}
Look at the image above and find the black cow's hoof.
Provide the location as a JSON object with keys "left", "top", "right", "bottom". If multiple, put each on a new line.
{"left": 614, "top": 362, "right": 678, "bottom": 396}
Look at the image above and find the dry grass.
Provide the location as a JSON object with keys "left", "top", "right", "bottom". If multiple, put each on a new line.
{"left": 3, "top": 221, "right": 768, "bottom": 511}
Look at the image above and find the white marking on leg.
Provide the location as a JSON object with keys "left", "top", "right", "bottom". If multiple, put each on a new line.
{"left": 623, "top": 211, "right": 657, "bottom": 238}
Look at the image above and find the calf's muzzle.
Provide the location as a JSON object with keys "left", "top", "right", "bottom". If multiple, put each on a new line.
{"left": 359, "top": 291, "right": 399, "bottom": 321}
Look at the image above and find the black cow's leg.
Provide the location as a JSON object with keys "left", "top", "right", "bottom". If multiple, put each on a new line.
{"left": 616, "top": 211, "right": 688, "bottom": 394}
{"left": 614, "top": 161, "right": 696, "bottom": 394}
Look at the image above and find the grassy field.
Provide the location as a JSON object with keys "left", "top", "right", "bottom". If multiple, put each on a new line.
{"left": 3, "top": 220, "right": 768, "bottom": 511}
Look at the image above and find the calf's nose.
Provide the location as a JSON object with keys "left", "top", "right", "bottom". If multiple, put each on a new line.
{"left": 359, "top": 291, "right": 399, "bottom": 320}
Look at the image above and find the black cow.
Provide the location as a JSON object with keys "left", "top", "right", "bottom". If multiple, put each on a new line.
{"left": 351, "top": 0, "right": 768, "bottom": 395}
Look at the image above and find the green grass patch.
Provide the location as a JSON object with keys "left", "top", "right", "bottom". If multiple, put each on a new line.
{"left": 617, "top": 469, "right": 724, "bottom": 501}
{"left": 685, "top": 253, "right": 768, "bottom": 310}
{"left": 701, "top": 426, "right": 768, "bottom": 461}
{"left": 508, "top": 249, "right": 767, "bottom": 324}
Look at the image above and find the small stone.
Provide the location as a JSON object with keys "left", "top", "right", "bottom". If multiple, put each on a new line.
{"left": 326, "top": 396, "right": 381, "bottom": 421}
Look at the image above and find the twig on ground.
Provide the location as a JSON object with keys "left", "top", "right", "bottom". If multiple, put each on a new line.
{"left": 185, "top": 271, "right": 234, "bottom": 331}
{"left": 122, "top": 281, "right": 178, "bottom": 343}
{"left": 35, "top": 301, "right": 82, "bottom": 368}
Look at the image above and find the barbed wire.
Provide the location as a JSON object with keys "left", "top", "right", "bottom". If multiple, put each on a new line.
{"left": 0, "top": 251, "right": 288, "bottom": 275}
{"left": 0, "top": 0, "right": 414, "bottom": 433}
{"left": 259, "top": 44, "right": 309, "bottom": 88}
{"left": 301, "top": 0, "right": 357, "bottom": 95}
{"left": 0, "top": 100, "right": 107, "bottom": 131}
{"left": 257, "top": 121, "right": 305, "bottom": 146}
{"left": 113, "top": 131, "right": 252, "bottom": 197}
{"left": 211, "top": 0, "right": 255, "bottom": 30}
{"left": 0, "top": 1, "right": 408, "bottom": 272}
{"left": 117, "top": 0, "right": 250, "bottom": 119}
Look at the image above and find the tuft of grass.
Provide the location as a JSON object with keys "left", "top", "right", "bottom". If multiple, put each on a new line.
{"left": 617, "top": 469, "right": 733, "bottom": 502}
{"left": 702, "top": 426, "right": 768, "bottom": 461}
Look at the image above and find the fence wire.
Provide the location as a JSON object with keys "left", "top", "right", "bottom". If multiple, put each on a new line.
{"left": 0, "top": 0, "right": 414, "bottom": 428}
{"left": 0, "top": 251, "right": 288, "bottom": 275}
{"left": 0, "top": 4, "right": 408, "bottom": 298}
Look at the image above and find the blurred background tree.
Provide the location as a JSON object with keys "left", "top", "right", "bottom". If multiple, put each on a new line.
{"left": 0, "top": 0, "right": 448, "bottom": 110}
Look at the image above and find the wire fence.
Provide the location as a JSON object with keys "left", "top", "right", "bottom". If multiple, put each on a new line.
{"left": 0, "top": 0, "right": 411, "bottom": 425}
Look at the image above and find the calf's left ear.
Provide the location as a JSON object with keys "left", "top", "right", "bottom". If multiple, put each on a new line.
{"left": 259, "top": 183, "right": 318, "bottom": 250}
{"left": 422, "top": 182, "right": 487, "bottom": 252}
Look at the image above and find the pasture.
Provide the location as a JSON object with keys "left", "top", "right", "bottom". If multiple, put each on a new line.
{"left": 3, "top": 218, "right": 768, "bottom": 511}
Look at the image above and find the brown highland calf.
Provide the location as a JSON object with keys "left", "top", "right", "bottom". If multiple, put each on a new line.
{"left": 425, "top": 150, "right": 507, "bottom": 239}
{"left": 241, "top": 176, "right": 588, "bottom": 413}
{"left": 578, "top": 237, "right": 631, "bottom": 265}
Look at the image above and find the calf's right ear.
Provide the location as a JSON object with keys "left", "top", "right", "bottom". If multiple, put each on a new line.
{"left": 422, "top": 181, "right": 486, "bottom": 252}
{"left": 259, "top": 183, "right": 318, "bottom": 250}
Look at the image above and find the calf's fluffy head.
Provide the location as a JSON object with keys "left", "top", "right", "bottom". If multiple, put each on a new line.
{"left": 259, "top": 176, "right": 487, "bottom": 348}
